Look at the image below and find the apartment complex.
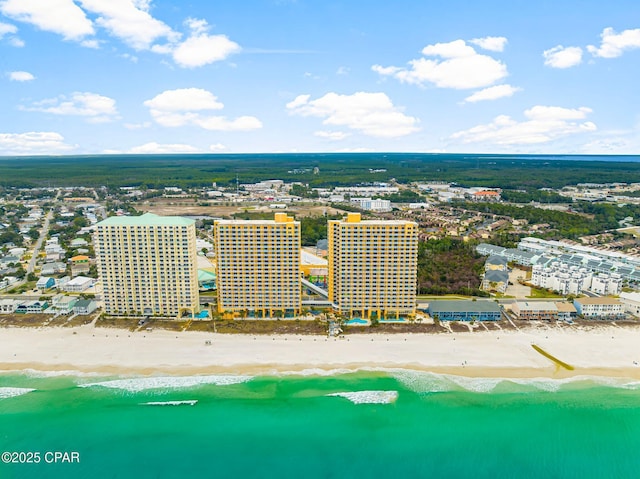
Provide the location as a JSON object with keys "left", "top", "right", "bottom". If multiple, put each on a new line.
{"left": 94, "top": 213, "right": 199, "bottom": 317}
{"left": 328, "top": 213, "right": 418, "bottom": 319}
{"left": 213, "top": 213, "right": 301, "bottom": 316}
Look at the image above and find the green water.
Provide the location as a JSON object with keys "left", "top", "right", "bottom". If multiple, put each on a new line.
{"left": 1, "top": 371, "right": 640, "bottom": 478}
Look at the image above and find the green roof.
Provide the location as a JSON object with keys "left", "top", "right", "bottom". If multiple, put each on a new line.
{"left": 97, "top": 213, "right": 194, "bottom": 227}
{"left": 428, "top": 300, "right": 501, "bottom": 314}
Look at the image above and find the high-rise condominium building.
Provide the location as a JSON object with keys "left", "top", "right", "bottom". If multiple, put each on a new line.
{"left": 94, "top": 213, "right": 199, "bottom": 317}
{"left": 214, "top": 213, "right": 301, "bottom": 317}
{"left": 328, "top": 213, "right": 418, "bottom": 319}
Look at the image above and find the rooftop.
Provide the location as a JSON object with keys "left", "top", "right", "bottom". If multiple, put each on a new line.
{"left": 574, "top": 297, "right": 622, "bottom": 305}
{"left": 97, "top": 213, "right": 194, "bottom": 227}
{"left": 428, "top": 300, "right": 501, "bottom": 313}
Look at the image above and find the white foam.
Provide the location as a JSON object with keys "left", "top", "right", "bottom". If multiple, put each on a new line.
{"left": 390, "top": 369, "right": 640, "bottom": 394}
{"left": 79, "top": 375, "right": 252, "bottom": 392}
{"left": 17, "top": 369, "right": 105, "bottom": 378}
{"left": 141, "top": 400, "right": 198, "bottom": 406}
{"left": 0, "top": 387, "right": 35, "bottom": 399}
{"left": 327, "top": 390, "right": 399, "bottom": 404}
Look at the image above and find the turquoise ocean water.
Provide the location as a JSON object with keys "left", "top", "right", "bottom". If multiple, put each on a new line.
{"left": 2, "top": 370, "right": 640, "bottom": 478}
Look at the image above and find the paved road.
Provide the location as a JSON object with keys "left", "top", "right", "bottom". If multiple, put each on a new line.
{"left": 26, "top": 207, "right": 54, "bottom": 274}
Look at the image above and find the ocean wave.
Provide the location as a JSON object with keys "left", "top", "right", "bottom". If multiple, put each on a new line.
{"left": 326, "top": 390, "right": 399, "bottom": 404}
{"left": 141, "top": 400, "right": 198, "bottom": 406}
{"left": 0, "top": 387, "right": 35, "bottom": 399}
{"left": 9, "top": 369, "right": 105, "bottom": 378}
{"left": 391, "top": 370, "right": 640, "bottom": 394}
{"left": 79, "top": 375, "right": 253, "bottom": 392}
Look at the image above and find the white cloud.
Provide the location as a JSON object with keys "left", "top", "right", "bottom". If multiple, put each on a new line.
{"left": 469, "top": 36, "right": 508, "bottom": 52}
{"left": 8, "top": 36, "right": 23, "bottom": 46}
{"left": 587, "top": 27, "right": 640, "bottom": 58}
{"left": 451, "top": 105, "right": 596, "bottom": 145}
{"left": 286, "top": 91, "right": 419, "bottom": 138}
{"left": 314, "top": 130, "right": 350, "bottom": 140}
{"left": 124, "top": 121, "right": 151, "bottom": 130}
{"left": 144, "top": 88, "right": 262, "bottom": 131}
{"left": 0, "top": 131, "right": 75, "bottom": 155}
{"left": 130, "top": 142, "right": 200, "bottom": 154}
{"left": 78, "top": 0, "right": 178, "bottom": 50}
{"left": 372, "top": 39, "right": 507, "bottom": 89}
{"left": 463, "top": 84, "right": 520, "bottom": 103}
{"left": 23, "top": 92, "right": 118, "bottom": 122}
{"left": 8, "top": 71, "right": 35, "bottom": 81}
{"left": 0, "top": 0, "right": 94, "bottom": 40}
{"left": 0, "top": 20, "right": 17, "bottom": 36}
{"left": 147, "top": 18, "right": 240, "bottom": 68}
{"left": 209, "top": 143, "right": 227, "bottom": 152}
{"left": 543, "top": 45, "right": 583, "bottom": 68}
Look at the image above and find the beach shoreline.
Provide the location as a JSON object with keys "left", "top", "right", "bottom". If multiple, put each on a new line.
{"left": 1, "top": 322, "right": 640, "bottom": 379}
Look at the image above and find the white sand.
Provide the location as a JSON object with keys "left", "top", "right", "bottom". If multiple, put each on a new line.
{"left": 1, "top": 323, "right": 639, "bottom": 378}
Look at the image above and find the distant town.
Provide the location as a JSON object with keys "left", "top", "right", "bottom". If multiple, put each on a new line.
{"left": 2, "top": 173, "right": 640, "bottom": 332}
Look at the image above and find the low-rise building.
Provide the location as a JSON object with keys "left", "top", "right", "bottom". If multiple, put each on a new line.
{"left": 51, "top": 294, "right": 78, "bottom": 314}
{"left": 555, "top": 302, "right": 577, "bottom": 321}
{"left": 512, "top": 301, "right": 558, "bottom": 321}
{"left": 15, "top": 300, "right": 49, "bottom": 314}
{"left": 574, "top": 297, "right": 624, "bottom": 319}
{"left": 428, "top": 300, "right": 502, "bottom": 321}
{"left": 620, "top": 292, "right": 640, "bottom": 317}
{"left": 36, "top": 276, "right": 55, "bottom": 290}
{"left": 481, "top": 270, "right": 509, "bottom": 293}
{"left": 0, "top": 299, "right": 21, "bottom": 314}
{"left": 485, "top": 256, "right": 508, "bottom": 271}
{"left": 63, "top": 276, "right": 94, "bottom": 293}
{"left": 74, "top": 299, "right": 98, "bottom": 315}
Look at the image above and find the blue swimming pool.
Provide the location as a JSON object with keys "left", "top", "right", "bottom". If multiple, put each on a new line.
{"left": 345, "top": 318, "right": 368, "bottom": 325}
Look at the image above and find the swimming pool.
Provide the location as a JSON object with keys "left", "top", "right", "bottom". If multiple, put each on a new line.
{"left": 345, "top": 318, "right": 369, "bottom": 325}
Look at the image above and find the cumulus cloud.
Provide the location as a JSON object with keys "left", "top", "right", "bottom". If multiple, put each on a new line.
{"left": 543, "top": 45, "right": 583, "bottom": 68}
{"left": 372, "top": 39, "right": 507, "bottom": 89}
{"left": 286, "top": 91, "right": 419, "bottom": 138}
{"left": 1, "top": 1, "right": 241, "bottom": 67}
{"left": 314, "top": 130, "right": 350, "bottom": 140}
{"left": 8, "top": 71, "right": 35, "bottom": 81}
{"left": 78, "top": 0, "right": 178, "bottom": 50}
{"left": 469, "top": 36, "right": 508, "bottom": 52}
{"left": 587, "top": 27, "right": 640, "bottom": 58}
{"left": 450, "top": 105, "right": 596, "bottom": 145}
{"left": 144, "top": 88, "right": 262, "bottom": 131}
{"left": 463, "top": 84, "right": 520, "bottom": 103}
{"left": 0, "top": 131, "right": 75, "bottom": 155}
{"left": 130, "top": 142, "right": 200, "bottom": 154}
{"left": 22, "top": 92, "right": 118, "bottom": 122}
{"left": 0, "top": 0, "right": 94, "bottom": 40}
{"left": 171, "top": 18, "right": 240, "bottom": 68}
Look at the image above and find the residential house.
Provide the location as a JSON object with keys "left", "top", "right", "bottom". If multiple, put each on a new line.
{"left": 15, "top": 300, "right": 49, "bottom": 314}
{"left": 481, "top": 270, "right": 509, "bottom": 293}
{"left": 36, "top": 276, "right": 55, "bottom": 290}
{"left": 63, "top": 276, "right": 94, "bottom": 293}
{"left": 74, "top": 299, "right": 98, "bottom": 315}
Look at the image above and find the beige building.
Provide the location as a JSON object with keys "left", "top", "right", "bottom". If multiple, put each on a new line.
{"left": 213, "top": 213, "right": 301, "bottom": 317}
{"left": 94, "top": 213, "right": 199, "bottom": 317}
{"left": 328, "top": 213, "right": 418, "bottom": 319}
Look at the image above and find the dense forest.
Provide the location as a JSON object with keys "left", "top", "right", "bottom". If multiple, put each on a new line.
{"left": 1, "top": 153, "right": 639, "bottom": 189}
{"left": 458, "top": 200, "right": 640, "bottom": 239}
{"left": 417, "top": 238, "right": 489, "bottom": 296}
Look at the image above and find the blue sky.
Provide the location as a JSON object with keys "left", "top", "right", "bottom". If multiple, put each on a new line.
{"left": 1, "top": 0, "right": 639, "bottom": 155}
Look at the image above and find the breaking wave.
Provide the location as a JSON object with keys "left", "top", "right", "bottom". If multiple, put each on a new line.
{"left": 326, "top": 390, "right": 399, "bottom": 404}
{"left": 79, "top": 375, "right": 253, "bottom": 392}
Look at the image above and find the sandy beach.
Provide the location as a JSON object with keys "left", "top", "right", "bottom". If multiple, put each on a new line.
{"left": 1, "top": 322, "right": 640, "bottom": 379}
